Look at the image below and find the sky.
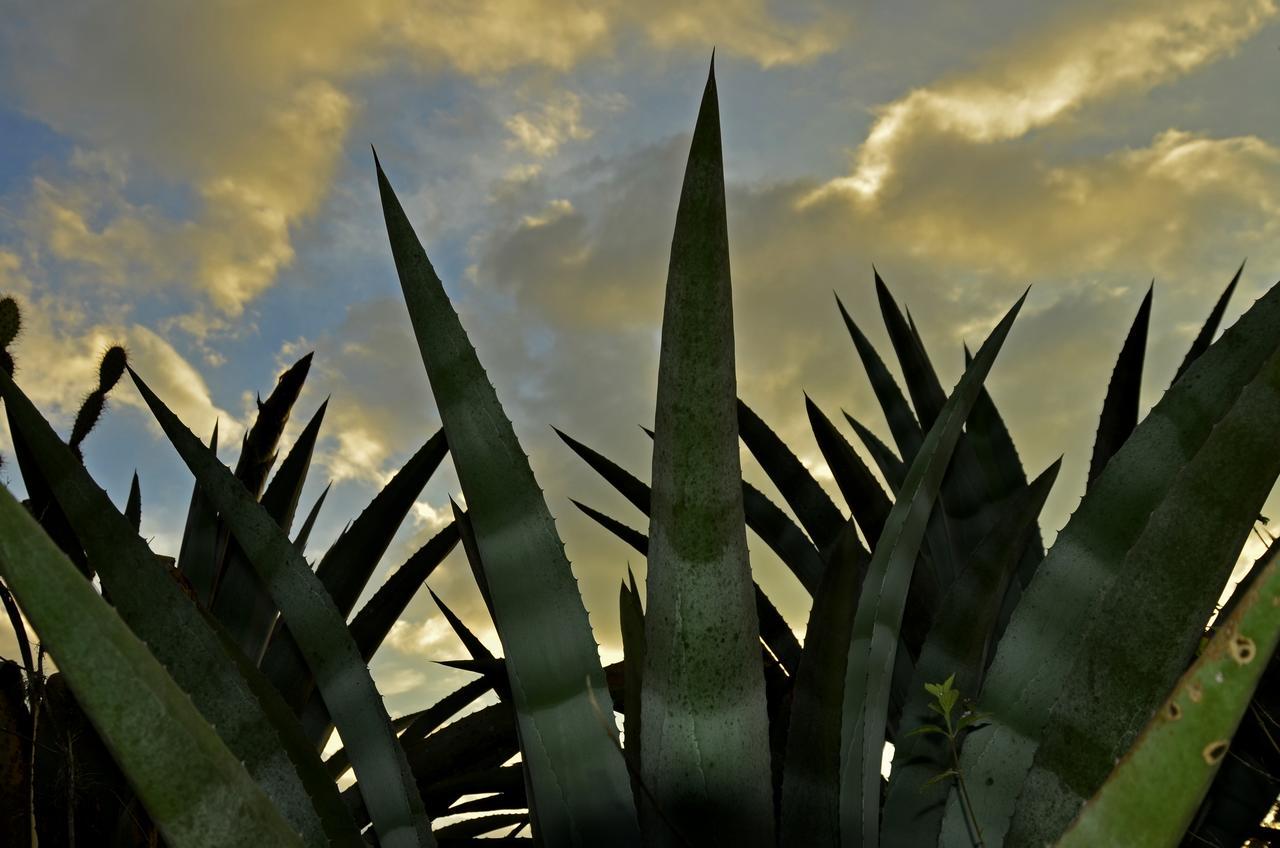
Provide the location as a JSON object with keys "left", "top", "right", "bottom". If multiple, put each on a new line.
{"left": 2, "top": 0, "right": 1280, "bottom": 723}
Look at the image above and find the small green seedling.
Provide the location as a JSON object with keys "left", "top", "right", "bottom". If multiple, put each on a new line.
{"left": 908, "top": 674, "right": 991, "bottom": 846}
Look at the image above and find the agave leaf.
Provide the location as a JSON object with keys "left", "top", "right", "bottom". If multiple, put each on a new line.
{"left": 349, "top": 523, "right": 460, "bottom": 662}
{"left": 429, "top": 588, "right": 496, "bottom": 664}
{"left": 128, "top": 368, "right": 435, "bottom": 848}
{"left": 377, "top": 154, "right": 638, "bottom": 844}
{"left": 434, "top": 813, "right": 527, "bottom": 840}
{"left": 124, "top": 472, "right": 141, "bottom": 532}
{"left": 1172, "top": 261, "right": 1243, "bottom": 384}
{"left": 1055, "top": 549, "right": 1280, "bottom": 847}
{"left": 0, "top": 484, "right": 305, "bottom": 847}
{"left": 260, "top": 430, "right": 447, "bottom": 711}
{"left": 840, "top": 291, "right": 1025, "bottom": 848}
{"left": 561, "top": 429, "right": 827, "bottom": 593}
{"left": 176, "top": 421, "right": 221, "bottom": 602}
{"left": 738, "top": 398, "right": 845, "bottom": 551}
{"left": 619, "top": 569, "right": 646, "bottom": 797}
{"left": 570, "top": 498, "right": 802, "bottom": 677}
{"left": 212, "top": 399, "right": 327, "bottom": 662}
{"left": 806, "top": 396, "right": 890, "bottom": 549}
{"left": 835, "top": 293, "right": 923, "bottom": 461}
{"left": 0, "top": 368, "right": 361, "bottom": 847}
{"left": 327, "top": 675, "right": 494, "bottom": 782}
{"left": 842, "top": 412, "right": 905, "bottom": 493}
{"left": 875, "top": 273, "right": 946, "bottom": 432}
{"left": 233, "top": 353, "right": 312, "bottom": 498}
{"left": 0, "top": 661, "right": 31, "bottom": 848}
{"left": 1086, "top": 284, "right": 1153, "bottom": 489}
{"left": 6, "top": 412, "right": 90, "bottom": 576}
{"left": 292, "top": 482, "right": 330, "bottom": 556}
{"left": 778, "top": 521, "right": 868, "bottom": 847}
{"left": 945, "top": 277, "right": 1280, "bottom": 847}
{"left": 301, "top": 522, "right": 460, "bottom": 750}
{"left": 881, "top": 460, "right": 1059, "bottom": 848}
{"left": 639, "top": 61, "right": 774, "bottom": 847}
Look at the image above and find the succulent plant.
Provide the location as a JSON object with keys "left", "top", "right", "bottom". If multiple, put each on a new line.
{"left": 1, "top": 62, "right": 1280, "bottom": 848}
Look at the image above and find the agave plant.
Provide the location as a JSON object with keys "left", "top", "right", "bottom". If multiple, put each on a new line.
{"left": 3, "top": 61, "right": 1280, "bottom": 848}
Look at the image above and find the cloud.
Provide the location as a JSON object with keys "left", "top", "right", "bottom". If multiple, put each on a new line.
{"left": 814, "top": 0, "right": 1276, "bottom": 200}
{"left": 0, "top": 0, "right": 842, "bottom": 331}
{"left": 0, "top": 251, "right": 242, "bottom": 452}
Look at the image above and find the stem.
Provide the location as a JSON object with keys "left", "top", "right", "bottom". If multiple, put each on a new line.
{"left": 947, "top": 721, "right": 985, "bottom": 848}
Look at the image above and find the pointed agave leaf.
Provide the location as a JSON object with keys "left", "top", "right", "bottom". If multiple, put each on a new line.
{"left": 737, "top": 398, "right": 845, "bottom": 551}
{"left": 177, "top": 421, "right": 221, "bottom": 602}
{"left": 429, "top": 588, "right": 496, "bottom": 664}
{"left": 961, "top": 343, "right": 1042, "bottom": 592}
{"left": 212, "top": 399, "right": 327, "bottom": 661}
{"left": 260, "top": 431, "right": 447, "bottom": 711}
{"left": 349, "top": 523, "right": 460, "bottom": 661}
{"left": 0, "top": 485, "right": 304, "bottom": 848}
{"left": 572, "top": 498, "right": 650, "bottom": 553}
{"left": 639, "top": 63, "right": 774, "bottom": 847}
{"left": 124, "top": 472, "right": 141, "bottom": 531}
{"left": 377, "top": 156, "right": 638, "bottom": 844}
{"left": 1056, "top": 549, "right": 1280, "bottom": 848}
{"left": 292, "top": 482, "right": 329, "bottom": 555}
{"left": 875, "top": 272, "right": 946, "bottom": 432}
{"left": 1087, "top": 284, "right": 1153, "bottom": 488}
{"left": 840, "top": 291, "right": 1026, "bottom": 848}
{"left": 0, "top": 660, "right": 31, "bottom": 848}
{"left": 128, "top": 369, "right": 435, "bottom": 848}
{"left": 562, "top": 428, "right": 826, "bottom": 593}
{"left": 301, "top": 521, "right": 461, "bottom": 749}
{"left": 570, "top": 499, "right": 802, "bottom": 680}
{"left": 1173, "top": 261, "right": 1243, "bottom": 384}
{"left": 835, "top": 293, "right": 923, "bottom": 461}
{"left": 881, "top": 460, "right": 1059, "bottom": 848}
{"left": 843, "top": 413, "right": 905, "bottom": 493}
{"left": 619, "top": 570, "right": 646, "bottom": 797}
{"left": 806, "top": 396, "right": 890, "bottom": 549}
{"left": 779, "top": 522, "right": 868, "bottom": 847}
{"left": 0, "top": 369, "right": 361, "bottom": 847}
{"left": 233, "top": 353, "right": 312, "bottom": 498}
{"left": 945, "top": 278, "right": 1280, "bottom": 847}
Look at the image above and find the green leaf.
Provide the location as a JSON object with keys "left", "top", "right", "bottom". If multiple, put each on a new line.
{"left": 835, "top": 293, "right": 923, "bottom": 462}
{"left": 0, "top": 484, "right": 304, "bottom": 848}
{"left": 376, "top": 150, "right": 638, "bottom": 845}
{"left": 619, "top": 569, "right": 646, "bottom": 799}
{"left": 806, "top": 396, "right": 890, "bottom": 550}
{"left": 176, "top": 421, "right": 221, "bottom": 602}
{"left": 1086, "top": 284, "right": 1152, "bottom": 489}
{"left": 0, "top": 368, "right": 360, "bottom": 847}
{"left": 211, "top": 399, "right": 327, "bottom": 662}
{"left": 875, "top": 272, "right": 946, "bottom": 432}
{"left": 569, "top": 498, "right": 803, "bottom": 678}
{"left": 842, "top": 412, "right": 905, "bottom": 493}
{"left": 640, "top": 61, "right": 774, "bottom": 847}
{"left": 302, "top": 521, "right": 459, "bottom": 750}
{"left": 1172, "top": 260, "right": 1242, "bottom": 384}
{"left": 945, "top": 277, "right": 1280, "bottom": 847}
{"left": 124, "top": 471, "right": 141, "bottom": 532}
{"left": 778, "top": 522, "right": 868, "bottom": 848}
{"left": 291, "top": 481, "right": 329, "bottom": 555}
{"left": 561, "top": 428, "right": 827, "bottom": 594}
{"left": 127, "top": 368, "right": 435, "bottom": 848}
{"left": 738, "top": 398, "right": 845, "bottom": 551}
{"left": 1055, "top": 548, "right": 1280, "bottom": 847}
{"left": 259, "top": 430, "right": 446, "bottom": 711}
{"left": 840, "top": 290, "right": 1026, "bottom": 848}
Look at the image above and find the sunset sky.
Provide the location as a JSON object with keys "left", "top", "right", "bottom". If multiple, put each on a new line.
{"left": 2, "top": 0, "right": 1280, "bottom": 720}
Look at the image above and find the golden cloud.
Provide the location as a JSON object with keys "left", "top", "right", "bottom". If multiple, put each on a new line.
{"left": 813, "top": 0, "right": 1276, "bottom": 201}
